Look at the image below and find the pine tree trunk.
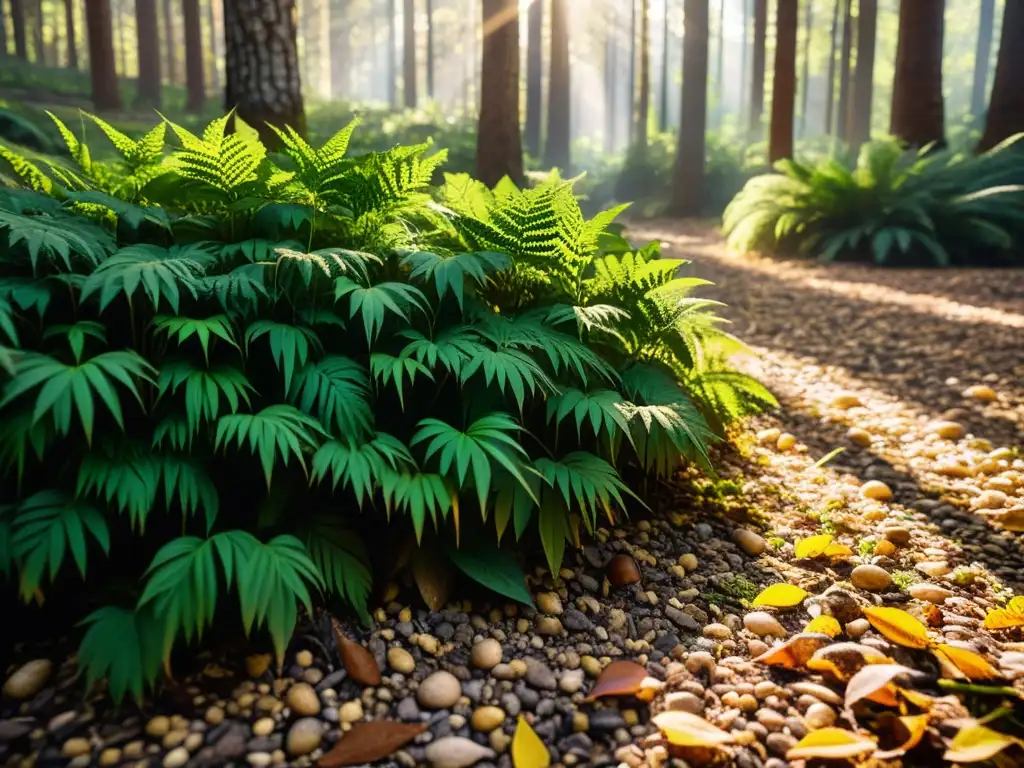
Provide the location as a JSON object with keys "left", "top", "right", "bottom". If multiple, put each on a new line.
{"left": 476, "top": 0, "right": 522, "bottom": 186}
{"left": 224, "top": 0, "right": 305, "bottom": 145}
{"left": 387, "top": 0, "right": 397, "bottom": 107}
{"left": 836, "top": 0, "right": 853, "bottom": 142}
{"left": 670, "top": 0, "right": 707, "bottom": 216}
{"left": 849, "top": 0, "right": 876, "bottom": 149}
{"left": 714, "top": 0, "right": 724, "bottom": 127}
{"left": 183, "top": 0, "right": 205, "bottom": 111}
{"left": 10, "top": 0, "right": 27, "bottom": 60}
{"left": 978, "top": 0, "right": 1024, "bottom": 152}
{"left": 85, "top": 0, "right": 122, "bottom": 110}
{"left": 425, "top": 0, "right": 434, "bottom": 99}
{"left": 825, "top": 0, "right": 839, "bottom": 135}
{"left": 524, "top": 0, "right": 543, "bottom": 158}
{"left": 659, "top": 0, "right": 670, "bottom": 132}
{"left": 971, "top": 0, "right": 995, "bottom": 121}
{"left": 116, "top": 0, "right": 126, "bottom": 74}
{"left": 769, "top": 0, "right": 798, "bottom": 162}
{"left": 64, "top": 0, "right": 77, "bottom": 68}
{"left": 799, "top": 0, "right": 812, "bottom": 136}
{"left": 329, "top": 0, "right": 348, "bottom": 98}
{"left": 604, "top": 3, "right": 617, "bottom": 152}
{"left": 635, "top": 0, "right": 650, "bottom": 150}
{"left": 208, "top": 0, "right": 221, "bottom": 92}
{"left": 891, "top": 0, "right": 945, "bottom": 149}
{"left": 403, "top": 0, "right": 416, "bottom": 108}
{"left": 749, "top": 0, "right": 766, "bottom": 136}
{"left": 30, "top": 0, "right": 43, "bottom": 63}
{"left": 0, "top": 0, "right": 8, "bottom": 56}
{"left": 135, "top": 0, "right": 161, "bottom": 106}
{"left": 627, "top": 0, "right": 636, "bottom": 146}
{"left": 162, "top": 0, "right": 176, "bottom": 83}
{"left": 545, "top": 0, "right": 571, "bottom": 171}
{"left": 739, "top": 0, "right": 749, "bottom": 128}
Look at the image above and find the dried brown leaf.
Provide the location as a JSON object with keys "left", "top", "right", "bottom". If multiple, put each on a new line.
{"left": 583, "top": 660, "right": 648, "bottom": 701}
{"left": 411, "top": 548, "right": 454, "bottom": 611}
{"left": 318, "top": 721, "right": 428, "bottom": 767}
{"left": 333, "top": 620, "right": 381, "bottom": 686}
{"left": 875, "top": 714, "right": 931, "bottom": 759}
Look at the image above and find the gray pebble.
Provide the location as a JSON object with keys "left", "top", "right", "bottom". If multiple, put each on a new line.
{"left": 524, "top": 659, "right": 556, "bottom": 690}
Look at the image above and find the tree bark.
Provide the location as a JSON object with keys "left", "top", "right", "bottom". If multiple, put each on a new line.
{"left": 524, "top": 0, "right": 543, "bottom": 157}
{"left": 836, "top": 0, "right": 853, "bottom": 142}
{"left": 224, "top": 0, "right": 305, "bottom": 145}
{"left": 978, "top": 0, "right": 1024, "bottom": 152}
{"left": 116, "top": 0, "right": 126, "bottom": 74}
{"left": 749, "top": 0, "right": 766, "bottom": 136}
{"left": 604, "top": 2, "right": 617, "bottom": 152}
{"left": 971, "top": 0, "right": 995, "bottom": 121}
{"left": 891, "top": 0, "right": 945, "bottom": 149}
{"left": 627, "top": 0, "right": 636, "bottom": 146}
{"left": 545, "top": 0, "right": 571, "bottom": 171}
{"left": 659, "top": 0, "right": 670, "bottom": 132}
{"left": 10, "top": 0, "right": 27, "bottom": 60}
{"left": 476, "top": 0, "right": 522, "bottom": 186}
{"left": 135, "top": 0, "right": 161, "bottom": 107}
{"left": 183, "top": 0, "right": 205, "bottom": 111}
{"left": 0, "top": 0, "right": 7, "bottom": 56}
{"left": 670, "top": 0, "right": 707, "bottom": 216}
{"left": 387, "top": 0, "right": 397, "bottom": 107}
{"left": 769, "top": 0, "right": 798, "bottom": 162}
{"left": 713, "top": 0, "right": 724, "bottom": 127}
{"left": 85, "top": 0, "right": 122, "bottom": 111}
{"left": 849, "top": 0, "right": 876, "bottom": 149}
{"left": 403, "top": 0, "right": 416, "bottom": 108}
{"left": 30, "top": 0, "right": 43, "bottom": 63}
{"left": 163, "top": 0, "right": 177, "bottom": 84}
{"left": 635, "top": 0, "right": 650, "bottom": 150}
{"left": 799, "top": 0, "right": 812, "bottom": 136}
{"left": 426, "top": 0, "right": 434, "bottom": 99}
{"left": 825, "top": 0, "right": 839, "bottom": 135}
{"left": 329, "top": 0, "right": 349, "bottom": 98}
{"left": 208, "top": 0, "right": 222, "bottom": 91}
{"left": 64, "top": 0, "right": 77, "bottom": 68}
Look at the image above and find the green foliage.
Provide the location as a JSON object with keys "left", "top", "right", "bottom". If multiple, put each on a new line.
{"left": 0, "top": 111, "right": 769, "bottom": 703}
{"left": 724, "top": 137, "right": 1024, "bottom": 267}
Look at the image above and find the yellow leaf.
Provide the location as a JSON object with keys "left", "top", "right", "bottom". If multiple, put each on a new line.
{"left": 794, "top": 534, "right": 833, "bottom": 559}
{"left": 786, "top": 728, "right": 877, "bottom": 760}
{"left": 862, "top": 606, "right": 931, "bottom": 649}
{"left": 990, "top": 507, "right": 1024, "bottom": 532}
{"left": 752, "top": 583, "right": 809, "bottom": 608}
{"left": 983, "top": 608, "right": 1024, "bottom": 630}
{"left": 899, "top": 688, "right": 936, "bottom": 711}
{"left": 824, "top": 542, "right": 854, "bottom": 557}
{"left": 933, "top": 644, "right": 1000, "bottom": 681}
{"left": 652, "top": 711, "right": 735, "bottom": 748}
{"left": 845, "top": 664, "right": 915, "bottom": 709}
{"left": 944, "top": 724, "right": 1020, "bottom": 763}
{"left": 876, "top": 714, "right": 931, "bottom": 759}
{"left": 511, "top": 716, "right": 551, "bottom": 768}
{"left": 754, "top": 633, "right": 832, "bottom": 669}
{"left": 1008, "top": 596, "right": 1024, "bottom": 615}
{"left": 804, "top": 615, "right": 842, "bottom": 638}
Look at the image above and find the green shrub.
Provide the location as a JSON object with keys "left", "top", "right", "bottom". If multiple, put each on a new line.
{"left": 0, "top": 111, "right": 773, "bottom": 701}
{"left": 723, "top": 136, "right": 1024, "bottom": 267}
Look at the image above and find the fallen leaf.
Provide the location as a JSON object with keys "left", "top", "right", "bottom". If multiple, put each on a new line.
{"left": 983, "top": 596, "right": 1024, "bottom": 630}
{"left": 804, "top": 616, "right": 842, "bottom": 638}
{"left": 923, "top": 603, "right": 944, "bottom": 627}
{"left": 899, "top": 688, "right": 936, "bottom": 711}
{"left": 333, "top": 620, "right": 382, "bottom": 686}
{"left": 933, "top": 644, "right": 1000, "bottom": 681}
{"left": 988, "top": 506, "right": 1024, "bottom": 532}
{"left": 636, "top": 676, "right": 666, "bottom": 702}
{"left": 511, "top": 716, "right": 550, "bottom": 768}
{"left": 943, "top": 724, "right": 1021, "bottom": 763}
{"left": 807, "top": 642, "right": 894, "bottom": 682}
{"left": 875, "top": 714, "right": 931, "bottom": 759}
{"left": 318, "top": 721, "right": 429, "bottom": 767}
{"left": 786, "top": 727, "right": 877, "bottom": 760}
{"left": 411, "top": 547, "right": 454, "bottom": 611}
{"left": 824, "top": 542, "right": 854, "bottom": 558}
{"left": 752, "top": 583, "right": 809, "bottom": 608}
{"left": 794, "top": 534, "right": 833, "bottom": 559}
{"left": 862, "top": 606, "right": 931, "bottom": 649}
{"left": 652, "top": 711, "right": 735, "bottom": 748}
{"left": 845, "top": 664, "right": 916, "bottom": 709}
{"left": 583, "top": 660, "right": 648, "bottom": 702}
{"left": 754, "top": 633, "right": 832, "bottom": 669}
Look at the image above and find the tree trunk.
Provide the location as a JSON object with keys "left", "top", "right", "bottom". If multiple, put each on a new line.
{"left": 116, "top": 0, "right": 126, "bottom": 74}
{"left": 604, "top": 3, "right": 617, "bottom": 152}
{"left": 85, "top": 0, "right": 122, "bottom": 110}
{"left": 635, "top": 0, "right": 650, "bottom": 150}
{"left": 30, "top": 0, "right": 43, "bottom": 63}
{"left": 64, "top": 0, "right": 77, "bottom": 68}
{"left": 659, "top": 0, "right": 670, "bottom": 132}
{"left": 749, "top": 0, "right": 766, "bottom": 136}
{"left": 329, "top": 0, "right": 348, "bottom": 98}
{"left": 135, "top": 0, "right": 161, "bottom": 107}
{"left": 849, "top": 0, "right": 876, "bottom": 149}
{"left": 799, "top": 0, "right": 812, "bottom": 136}
{"left": 739, "top": 0, "right": 749, "bottom": 128}
{"left": 978, "top": 0, "right": 1024, "bottom": 152}
{"left": 769, "top": 0, "right": 798, "bottom": 162}
{"left": 476, "top": 0, "right": 522, "bottom": 186}
{"left": 891, "top": 0, "right": 945, "bottom": 149}
{"left": 627, "top": 0, "right": 636, "bottom": 146}
{"left": 836, "top": 0, "right": 853, "bottom": 142}
{"left": 670, "top": 0, "right": 707, "bottom": 216}
{"left": 426, "top": 0, "right": 434, "bottom": 99}
{"left": 824, "top": 0, "right": 839, "bottom": 135}
{"left": 224, "top": 0, "right": 305, "bottom": 145}
{"left": 163, "top": 0, "right": 176, "bottom": 83}
{"left": 0, "top": 0, "right": 7, "bottom": 56}
{"left": 183, "top": 0, "right": 205, "bottom": 111}
{"left": 971, "top": 0, "right": 995, "bottom": 121}
{"left": 387, "top": 0, "right": 397, "bottom": 107}
{"left": 402, "top": 0, "right": 416, "bottom": 108}
{"left": 714, "top": 0, "right": 724, "bottom": 127}
{"left": 524, "top": 0, "right": 543, "bottom": 157}
{"left": 208, "top": 0, "right": 221, "bottom": 92}
{"left": 10, "top": 0, "right": 27, "bottom": 60}
{"left": 545, "top": 0, "right": 571, "bottom": 171}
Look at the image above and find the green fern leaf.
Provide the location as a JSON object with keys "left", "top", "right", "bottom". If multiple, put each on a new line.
{"left": 156, "top": 360, "right": 254, "bottom": 436}
{"left": 546, "top": 388, "right": 632, "bottom": 448}
{"left": 335, "top": 277, "right": 430, "bottom": 347}
{"left": 534, "top": 452, "right": 640, "bottom": 530}
{"left": 401, "top": 250, "right": 509, "bottom": 310}
{"left": 311, "top": 432, "right": 415, "bottom": 507}
{"left": 396, "top": 326, "right": 487, "bottom": 377}
{"left": 245, "top": 321, "right": 322, "bottom": 392}
{"left": 80, "top": 244, "right": 205, "bottom": 313}
{"left": 0, "top": 207, "right": 113, "bottom": 271}
{"left": 370, "top": 352, "right": 433, "bottom": 410}
{"left": 77, "top": 605, "right": 164, "bottom": 704}
{"left": 289, "top": 355, "right": 373, "bottom": 438}
{"left": 42, "top": 320, "right": 106, "bottom": 363}
{"left": 300, "top": 514, "right": 372, "bottom": 625}
{"left": 153, "top": 314, "right": 240, "bottom": 364}
{"left": 214, "top": 405, "right": 326, "bottom": 488}
{"left": 381, "top": 471, "right": 454, "bottom": 543}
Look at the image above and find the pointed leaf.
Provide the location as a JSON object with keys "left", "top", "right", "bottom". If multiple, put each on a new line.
{"left": 511, "top": 716, "right": 550, "bottom": 768}
{"left": 583, "top": 660, "right": 648, "bottom": 702}
{"left": 652, "top": 711, "right": 735, "bottom": 748}
{"left": 318, "top": 721, "right": 429, "bottom": 767}
{"left": 786, "top": 728, "right": 877, "bottom": 760}
{"left": 752, "top": 583, "right": 808, "bottom": 608}
{"left": 862, "top": 607, "right": 931, "bottom": 649}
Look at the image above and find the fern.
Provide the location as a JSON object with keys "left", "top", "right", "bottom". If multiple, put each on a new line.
{"left": 214, "top": 405, "right": 326, "bottom": 488}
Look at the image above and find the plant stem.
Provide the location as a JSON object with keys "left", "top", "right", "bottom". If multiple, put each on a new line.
{"left": 938, "top": 680, "right": 1021, "bottom": 698}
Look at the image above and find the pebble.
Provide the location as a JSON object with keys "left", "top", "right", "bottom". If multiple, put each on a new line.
{"left": 535, "top": 616, "right": 564, "bottom": 636}
{"left": 909, "top": 582, "right": 953, "bottom": 605}
{"left": 860, "top": 480, "right": 893, "bottom": 501}
{"left": 851, "top": 564, "right": 892, "bottom": 591}
{"left": 252, "top": 718, "right": 275, "bottom": 737}
{"left": 664, "top": 691, "right": 703, "bottom": 713}
{"left": 163, "top": 747, "right": 189, "bottom": 768}
{"left": 882, "top": 526, "right": 911, "bottom": 547}
{"left": 846, "top": 427, "right": 872, "bottom": 447}
{"left": 470, "top": 638, "right": 502, "bottom": 670}
{"left": 559, "top": 669, "right": 585, "bottom": 694}
{"left": 205, "top": 706, "right": 225, "bottom": 726}
{"left": 146, "top": 716, "right": 171, "bottom": 737}
{"left": 470, "top": 706, "right": 505, "bottom": 732}
{"left": 703, "top": 623, "right": 732, "bottom": 640}
{"left": 976, "top": 490, "right": 1008, "bottom": 510}
{"left": 743, "top": 612, "right": 786, "bottom": 638}
{"left": 525, "top": 659, "right": 557, "bottom": 690}
{"left": 846, "top": 618, "right": 870, "bottom": 638}
{"left": 931, "top": 421, "right": 965, "bottom": 440}
{"left": 339, "top": 700, "right": 363, "bottom": 723}
{"left": 757, "top": 428, "right": 782, "bottom": 444}
{"left": 247, "top": 753, "right": 272, "bottom": 767}
{"left": 679, "top": 553, "right": 698, "bottom": 570}
{"left": 417, "top": 671, "right": 462, "bottom": 709}
{"left": 424, "top": 736, "right": 495, "bottom": 768}
{"left": 285, "top": 718, "right": 322, "bottom": 757}
{"left": 732, "top": 529, "right": 767, "bottom": 556}
{"left": 831, "top": 394, "right": 863, "bottom": 409}
{"left": 536, "top": 592, "right": 563, "bottom": 614}
{"left": 61, "top": 738, "right": 90, "bottom": 758}
{"left": 776, "top": 433, "right": 797, "bottom": 451}
{"left": 804, "top": 703, "right": 836, "bottom": 729}
{"left": 98, "top": 748, "right": 121, "bottom": 766}
{"left": 790, "top": 682, "right": 843, "bottom": 706}
{"left": 766, "top": 732, "right": 797, "bottom": 756}
{"left": 285, "top": 683, "right": 320, "bottom": 716}
{"left": 2, "top": 660, "right": 52, "bottom": 700}
{"left": 295, "top": 650, "right": 313, "bottom": 668}
{"left": 963, "top": 384, "right": 997, "bottom": 402}
{"left": 387, "top": 647, "right": 416, "bottom": 674}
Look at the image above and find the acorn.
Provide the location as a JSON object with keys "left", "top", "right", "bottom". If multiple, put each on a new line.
{"left": 606, "top": 554, "right": 641, "bottom": 586}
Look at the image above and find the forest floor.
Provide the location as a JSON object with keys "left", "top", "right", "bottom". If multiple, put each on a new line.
{"left": 2, "top": 225, "right": 1024, "bottom": 768}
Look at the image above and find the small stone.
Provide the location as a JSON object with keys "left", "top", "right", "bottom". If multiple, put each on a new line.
{"left": 524, "top": 659, "right": 557, "bottom": 690}
{"left": 417, "top": 671, "right": 462, "bottom": 709}
{"left": 581, "top": 656, "right": 602, "bottom": 677}
{"left": 146, "top": 716, "right": 171, "bottom": 737}
{"left": 743, "top": 612, "right": 786, "bottom": 638}
{"left": 776, "top": 433, "right": 797, "bottom": 451}
{"left": 757, "top": 428, "right": 782, "bottom": 444}
{"left": 860, "top": 481, "right": 893, "bottom": 501}
{"left": 535, "top": 616, "right": 564, "bottom": 636}
{"left": 285, "top": 718, "right": 323, "bottom": 757}
{"left": 917, "top": 561, "right": 951, "bottom": 578}
{"left": 339, "top": 700, "right": 364, "bottom": 724}
{"left": 882, "top": 527, "right": 911, "bottom": 547}
{"left": 874, "top": 539, "right": 897, "bottom": 557}
{"left": 2, "top": 660, "right": 52, "bottom": 701}
{"left": 536, "top": 592, "right": 563, "bottom": 614}
{"left": 62, "top": 738, "right": 90, "bottom": 758}
{"left": 247, "top": 753, "right": 272, "bottom": 767}
{"left": 205, "top": 706, "right": 225, "bottom": 726}
{"left": 804, "top": 703, "right": 836, "bottom": 729}
{"left": 245, "top": 654, "right": 273, "bottom": 678}
{"left": 185, "top": 732, "right": 204, "bottom": 752}
{"left": 703, "top": 623, "right": 732, "bottom": 640}
{"left": 851, "top": 564, "right": 892, "bottom": 592}
{"left": 679, "top": 553, "right": 698, "bottom": 571}
{"left": 831, "top": 394, "right": 863, "bottom": 410}
{"left": 846, "top": 619, "right": 870, "bottom": 638}
{"left": 489, "top": 728, "right": 512, "bottom": 754}
{"left": 790, "top": 682, "right": 843, "bottom": 706}
{"left": 163, "top": 747, "right": 189, "bottom": 768}
{"left": 573, "top": 712, "right": 590, "bottom": 732}
{"left": 559, "top": 669, "right": 585, "bottom": 694}
{"left": 846, "top": 427, "right": 872, "bottom": 447}
{"left": 665, "top": 691, "right": 703, "bottom": 713}
{"left": 387, "top": 647, "right": 416, "bottom": 674}
{"left": 766, "top": 732, "right": 796, "bottom": 756}
{"left": 931, "top": 421, "right": 965, "bottom": 440}
{"left": 98, "top": 748, "right": 121, "bottom": 766}
{"left": 252, "top": 718, "right": 275, "bottom": 737}
{"left": 163, "top": 730, "right": 187, "bottom": 748}
{"left": 285, "top": 683, "right": 320, "bottom": 716}
{"left": 418, "top": 635, "right": 440, "bottom": 655}
{"left": 976, "top": 490, "right": 1008, "bottom": 510}
{"left": 733, "top": 529, "right": 767, "bottom": 556}
{"left": 908, "top": 583, "right": 953, "bottom": 605}
{"left": 470, "top": 706, "right": 505, "bottom": 732}
{"left": 424, "top": 736, "right": 495, "bottom": 768}
{"left": 470, "top": 638, "right": 502, "bottom": 670}
{"left": 963, "top": 385, "right": 997, "bottom": 402}
{"left": 295, "top": 650, "right": 314, "bottom": 668}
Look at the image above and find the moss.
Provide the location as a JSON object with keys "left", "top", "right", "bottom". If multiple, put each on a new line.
{"left": 891, "top": 570, "right": 920, "bottom": 590}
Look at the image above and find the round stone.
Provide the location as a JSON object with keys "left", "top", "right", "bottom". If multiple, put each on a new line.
{"left": 804, "top": 703, "right": 836, "bottom": 730}
{"left": 387, "top": 647, "right": 416, "bottom": 674}
{"left": 733, "top": 529, "right": 767, "bottom": 556}
{"left": 860, "top": 481, "right": 893, "bottom": 501}
{"left": 831, "top": 394, "right": 864, "bottom": 410}
{"left": 424, "top": 737, "right": 496, "bottom": 768}
{"left": 163, "top": 747, "right": 189, "bottom": 768}
{"left": 470, "top": 706, "right": 506, "bottom": 732}
{"left": 678, "top": 553, "right": 698, "bottom": 571}
{"left": 931, "top": 421, "right": 965, "bottom": 440}
{"left": 908, "top": 582, "right": 953, "bottom": 605}
{"left": 145, "top": 716, "right": 171, "bottom": 737}
{"left": 285, "top": 682, "right": 320, "bottom": 716}
{"left": 703, "top": 623, "right": 732, "bottom": 640}
{"left": 295, "top": 650, "right": 314, "bottom": 668}
{"left": 851, "top": 564, "right": 892, "bottom": 592}
{"left": 882, "top": 527, "right": 911, "bottom": 547}
{"left": 558, "top": 669, "right": 585, "bottom": 694}
{"left": 536, "top": 592, "right": 563, "bottom": 614}
{"left": 963, "top": 384, "right": 997, "bottom": 402}
{"left": 470, "top": 639, "right": 502, "bottom": 670}
{"left": 776, "top": 433, "right": 797, "bottom": 451}
{"left": 417, "top": 670, "right": 462, "bottom": 709}
{"left": 535, "top": 616, "right": 564, "bottom": 636}
{"left": 61, "top": 738, "right": 90, "bottom": 758}
{"left": 2, "top": 659, "right": 52, "bottom": 701}
{"left": 846, "top": 427, "right": 872, "bottom": 447}
{"left": 205, "top": 706, "right": 225, "bottom": 726}
{"left": 757, "top": 428, "right": 782, "bottom": 445}
{"left": 339, "top": 700, "right": 364, "bottom": 723}
{"left": 743, "top": 611, "right": 786, "bottom": 638}
{"left": 845, "top": 619, "right": 870, "bottom": 638}
{"left": 976, "top": 490, "right": 1008, "bottom": 510}
{"left": 252, "top": 717, "right": 275, "bottom": 737}
{"left": 285, "top": 718, "right": 323, "bottom": 757}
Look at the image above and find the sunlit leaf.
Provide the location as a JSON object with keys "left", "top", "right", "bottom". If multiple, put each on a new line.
{"left": 862, "top": 606, "right": 931, "bottom": 649}
{"left": 752, "top": 583, "right": 809, "bottom": 608}
{"left": 933, "top": 644, "right": 1001, "bottom": 681}
{"left": 844, "top": 663, "right": 915, "bottom": 709}
{"left": 943, "top": 724, "right": 1021, "bottom": 763}
{"left": 804, "top": 615, "right": 842, "bottom": 638}
{"left": 875, "top": 714, "right": 931, "bottom": 759}
{"left": 786, "top": 728, "right": 877, "bottom": 760}
{"left": 583, "top": 660, "right": 648, "bottom": 701}
{"left": 794, "top": 534, "right": 833, "bottom": 559}
{"left": 807, "top": 642, "right": 895, "bottom": 682}
{"left": 651, "top": 711, "right": 735, "bottom": 748}
{"left": 511, "top": 715, "right": 550, "bottom": 768}
{"left": 754, "top": 633, "right": 832, "bottom": 669}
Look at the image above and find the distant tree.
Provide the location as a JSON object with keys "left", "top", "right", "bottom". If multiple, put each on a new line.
{"left": 635, "top": 0, "right": 650, "bottom": 151}
{"left": 824, "top": 0, "right": 839, "bottom": 135}
{"left": 524, "top": 0, "right": 543, "bottom": 157}
{"left": 64, "top": 0, "right": 78, "bottom": 68}
{"left": 749, "top": 0, "right": 766, "bottom": 136}
{"left": 545, "top": 0, "right": 571, "bottom": 171}
{"left": 224, "top": 0, "right": 305, "bottom": 144}
{"left": 10, "top": 0, "right": 27, "bottom": 60}
{"left": 849, "top": 0, "right": 876, "bottom": 149}
{"left": 0, "top": 0, "right": 7, "bottom": 56}
{"left": 836, "top": 0, "right": 853, "bottom": 142}
{"left": 604, "top": 2, "right": 618, "bottom": 152}
{"left": 769, "top": 0, "right": 797, "bottom": 162}
{"left": 426, "top": 0, "right": 434, "bottom": 99}
{"left": 387, "top": 0, "right": 397, "bottom": 107}
{"left": 476, "top": 0, "right": 522, "bottom": 185}
{"left": 208, "top": 0, "right": 222, "bottom": 92}
{"left": 403, "top": 0, "right": 416, "bottom": 107}
{"left": 669, "top": 0, "right": 707, "bottom": 216}
{"left": 30, "top": 0, "right": 43, "bottom": 63}
{"left": 798, "top": 0, "right": 812, "bottom": 135}
{"left": 115, "top": 0, "right": 126, "bottom": 74}
{"left": 713, "top": 0, "right": 723, "bottom": 127}
{"left": 85, "top": 0, "right": 122, "bottom": 111}
{"left": 658, "top": 0, "right": 669, "bottom": 132}
{"left": 183, "top": 0, "right": 205, "bottom": 112}
{"left": 627, "top": 0, "right": 636, "bottom": 145}
{"left": 891, "top": 0, "right": 945, "bottom": 149}
{"left": 329, "top": 0, "right": 349, "bottom": 98}
{"left": 978, "top": 0, "right": 1024, "bottom": 152}
{"left": 971, "top": 0, "right": 995, "bottom": 121}
{"left": 163, "top": 0, "right": 177, "bottom": 84}
{"left": 135, "top": 0, "right": 162, "bottom": 107}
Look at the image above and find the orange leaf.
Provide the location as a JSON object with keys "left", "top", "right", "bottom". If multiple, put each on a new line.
{"left": 786, "top": 728, "right": 877, "bottom": 760}
{"left": 824, "top": 542, "right": 854, "bottom": 558}
{"left": 933, "top": 644, "right": 1000, "bottom": 681}
{"left": 333, "top": 621, "right": 382, "bottom": 686}
{"left": 862, "top": 606, "right": 931, "bottom": 649}
{"left": 804, "top": 616, "right": 842, "bottom": 638}
{"left": 317, "top": 721, "right": 429, "bottom": 767}
{"left": 875, "top": 714, "right": 931, "bottom": 759}
{"left": 652, "top": 711, "right": 735, "bottom": 748}
{"left": 899, "top": 688, "right": 935, "bottom": 711}
{"left": 845, "top": 664, "right": 916, "bottom": 709}
{"left": 754, "top": 633, "right": 832, "bottom": 669}
{"left": 807, "top": 642, "right": 894, "bottom": 682}
{"left": 943, "top": 724, "right": 1021, "bottom": 763}
{"left": 583, "top": 660, "right": 648, "bottom": 702}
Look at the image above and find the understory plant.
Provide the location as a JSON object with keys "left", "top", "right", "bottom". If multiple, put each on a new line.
{"left": 0, "top": 111, "right": 773, "bottom": 702}
{"left": 723, "top": 136, "right": 1024, "bottom": 266}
